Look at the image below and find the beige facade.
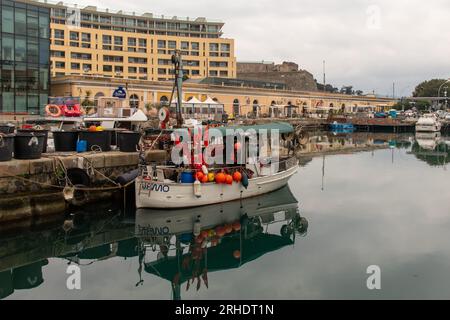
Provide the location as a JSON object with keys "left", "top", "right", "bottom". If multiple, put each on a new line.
{"left": 31, "top": 0, "right": 236, "bottom": 81}
{"left": 51, "top": 76, "right": 395, "bottom": 116}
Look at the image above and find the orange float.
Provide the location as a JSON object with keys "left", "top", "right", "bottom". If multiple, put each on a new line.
{"left": 215, "top": 226, "right": 226, "bottom": 237}
{"left": 232, "top": 172, "right": 242, "bottom": 182}
{"left": 215, "top": 172, "right": 226, "bottom": 184}
{"left": 233, "top": 250, "right": 241, "bottom": 259}
{"left": 201, "top": 175, "right": 209, "bottom": 183}
{"left": 225, "top": 175, "right": 233, "bottom": 185}
{"left": 88, "top": 125, "right": 97, "bottom": 132}
{"left": 196, "top": 171, "right": 204, "bottom": 181}
{"left": 232, "top": 221, "right": 241, "bottom": 231}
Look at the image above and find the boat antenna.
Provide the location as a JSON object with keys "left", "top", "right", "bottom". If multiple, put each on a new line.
{"left": 172, "top": 50, "right": 184, "bottom": 128}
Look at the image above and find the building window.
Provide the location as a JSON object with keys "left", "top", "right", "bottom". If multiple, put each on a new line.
{"left": 130, "top": 94, "right": 139, "bottom": 108}
{"left": 114, "top": 36, "right": 123, "bottom": 46}
{"left": 168, "top": 41, "right": 177, "bottom": 49}
{"left": 71, "top": 63, "right": 80, "bottom": 70}
{"left": 129, "top": 57, "right": 147, "bottom": 64}
{"left": 70, "top": 31, "right": 79, "bottom": 41}
{"left": 103, "top": 55, "right": 123, "bottom": 62}
{"left": 138, "top": 38, "right": 147, "bottom": 47}
{"left": 139, "top": 67, "right": 148, "bottom": 73}
{"left": 103, "top": 65, "right": 113, "bottom": 72}
{"left": 158, "top": 68, "right": 167, "bottom": 75}
{"left": 220, "top": 43, "right": 230, "bottom": 51}
{"left": 157, "top": 40, "right": 166, "bottom": 48}
{"left": 102, "top": 35, "right": 112, "bottom": 44}
{"left": 191, "top": 70, "right": 200, "bottom": 76}
{"left": 54, "top": 29, "right": 65, "bottom": 39}
{"left": 15, "top": 8, "right": 27, "bottom": 35}
{"left": 51, "top": 50, "right": 65, "bottom": 57}
{"left": 219, "top": 70, "right": 228, "bottom": 77}
{"left": 81, "top": 33, "right": 91, "bottom": 42}
{"left": 209, "top": 61, "right": 228, "bottom": 68}
{"left": 55, "top": 61, "right": 65, "bottom": 69}
{"left": 128, "top": 37, "right": 137, "bottom": 46}
{"left": 209, "top": 43, "right": 219, "bottom": 51}
{"left": 191, "top": 42, "right": 199, "bottom": 50}
{"left": 128, "top": 67, "right": 137, "bottom": 73}
{"left": 209, "top": 70, "right": 218, "bottom": 77}
{"left": 82, "top": 64, "right": 92, "bottom": 72}
{"left": 2, "top": 6, "right": 14, "bottom": 34}
{"left": 114, "top": 66, "right": 123, "bottom": 73}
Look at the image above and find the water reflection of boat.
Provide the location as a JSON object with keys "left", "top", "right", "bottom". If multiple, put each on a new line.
{"left": 136, "top": 185, "right": 308, "bottom": 300}
{"left": 135, "top": 185, "right": 299, "bottom": 236}
{"left": 415, "top": 132, "right": 441, "bottom": 150}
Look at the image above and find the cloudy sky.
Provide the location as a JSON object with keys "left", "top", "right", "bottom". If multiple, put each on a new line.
{"left": 69, "top": 0, "right": 449, "bottom": 96}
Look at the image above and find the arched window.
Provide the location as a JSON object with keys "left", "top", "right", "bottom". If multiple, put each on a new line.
{"left": 130, "top": 94, "right": 139, "bottom": 108}
{"left": 233, "top": 99, "right": 240, "bottom": 116}
{"left": 94, "top": 92, "right": 105, "bottom": 106}
{"left": 252, "top": 99, "right": 259, "bottom": 114}
{"left": 271, "top": 101, "right": 276, "bottom": 106}
{"left": 160, "top": 96, "right": 169, "bottom": 106}
{"left": 213, "top": 97, "right": 218, "bottom": 102}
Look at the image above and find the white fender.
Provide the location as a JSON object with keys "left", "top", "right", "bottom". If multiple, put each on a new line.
{"left": 193, "top": 179, "right": 202, "bottom": 198}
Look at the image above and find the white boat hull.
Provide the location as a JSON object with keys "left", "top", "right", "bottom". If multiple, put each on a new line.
{"left": 135, "top": 164, "right": 298, "bottom": 209}
{"left": 416, "top": 124, "right": 441, "bottom": 132}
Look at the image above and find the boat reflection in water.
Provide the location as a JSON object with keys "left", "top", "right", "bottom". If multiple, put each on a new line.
{"left": 135, "top": 185, "right": 308, "bottom": 300}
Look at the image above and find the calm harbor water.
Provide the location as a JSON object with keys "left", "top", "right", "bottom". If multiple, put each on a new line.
{"left": 1, "top": 132, "right": 450, "bottom": 300}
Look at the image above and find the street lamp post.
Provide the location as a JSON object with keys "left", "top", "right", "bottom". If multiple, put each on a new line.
{"left": 437, "top": 79, "right": 450, "bottom": 109}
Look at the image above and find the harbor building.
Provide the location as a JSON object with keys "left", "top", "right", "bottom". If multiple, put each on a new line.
{"left": 50, "top": 75, "right": 395, "bottom": 118}
{"left": 0, "top": 0, "right": 50, "bottom": 115}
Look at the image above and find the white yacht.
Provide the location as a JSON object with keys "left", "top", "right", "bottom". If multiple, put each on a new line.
{"left": 416, "top": 114, "right": 442, "bottom": 132}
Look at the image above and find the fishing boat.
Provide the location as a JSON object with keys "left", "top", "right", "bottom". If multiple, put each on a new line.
{"left": 135, "top": 123, "right": 299, "bottom": 209}
{"left": 135, "top": 51, "right": 298, "bottom": 209}
{"left": 416, "top": 114, "right": 442, "bottom": 132}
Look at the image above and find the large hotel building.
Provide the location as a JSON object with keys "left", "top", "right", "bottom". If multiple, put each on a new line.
{"left": 46, "top": 1, "right": 236, "bottom": 81}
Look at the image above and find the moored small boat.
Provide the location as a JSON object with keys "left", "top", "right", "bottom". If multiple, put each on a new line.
{"left": 416, "top": 114, "right": 442, "bottom": 132}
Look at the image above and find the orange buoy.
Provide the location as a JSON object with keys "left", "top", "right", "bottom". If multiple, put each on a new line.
{"left": 201, "top": 175, "right": 209, "bottom": 183}
{"left": 232, "top": 172, "right": 242, "bottom": 182}
{"left": 88, "top": 125, "right": 97, "bottom": 132}
{"left": 215, "top": 172, "right": 226, "bottom": 184}
{"left": 232, "top": 221, "right": 241, "bottom": 231}
{"left": 233, "top": 250, "right": 241, "bottom": 259}
{"left": 225, "top": 175, "right": 233, "bottom": 185}
{"left": 208, "top": 172, "right": 215, "bottom": 182}
{"left": 225, "top": 224, "right": 233, "bottom": 234}
{"left": 196, "top": 171, "right": 205, "bottom": 181}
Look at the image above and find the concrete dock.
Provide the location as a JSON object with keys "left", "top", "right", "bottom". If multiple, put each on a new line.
{"left": 0, "top": 151, "right": 139, "bottom": 224}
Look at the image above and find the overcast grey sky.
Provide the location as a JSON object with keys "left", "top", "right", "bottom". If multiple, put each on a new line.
{"left": 70, "top": 0, "right": 449, "bottom": 96}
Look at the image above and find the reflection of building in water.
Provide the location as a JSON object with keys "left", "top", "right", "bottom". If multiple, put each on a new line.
{"left": 135, "top": 185, "right": 307, "bottom": 300}
{"left": 411, "top": 133, "right": 449, "bottom": 167}
{"left": 296, "top": 132, "right": 413, "bottom": 156}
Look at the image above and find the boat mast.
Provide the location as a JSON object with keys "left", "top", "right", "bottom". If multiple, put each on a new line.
{"left": 172, "top": 50, "right": 184, "bottom": 128}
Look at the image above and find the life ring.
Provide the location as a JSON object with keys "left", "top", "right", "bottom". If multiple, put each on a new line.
{"left": 45, "top": 104, "right": 62, "bottom": 117}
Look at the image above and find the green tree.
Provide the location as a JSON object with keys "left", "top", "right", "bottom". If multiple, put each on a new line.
{"left": 413, "top": 79, "right": 448, "bottom": 97}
